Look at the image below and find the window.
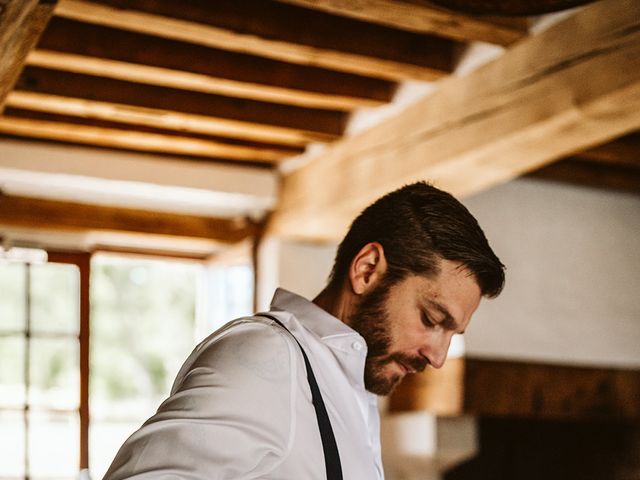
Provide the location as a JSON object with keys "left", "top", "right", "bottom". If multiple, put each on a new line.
{"left": 0, "top": 252, "right": 90, "bottom": 480}
{"left": 0, "top": 251, "right": 253, "bottom": 480}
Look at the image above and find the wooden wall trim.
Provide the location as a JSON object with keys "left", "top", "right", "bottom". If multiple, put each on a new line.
{"left": 389, "top": 357, "right": 640, "bottom": 421}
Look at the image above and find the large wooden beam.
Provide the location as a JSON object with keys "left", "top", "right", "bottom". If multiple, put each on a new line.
{"left": 8, "top": 67, "right": 345, "bottom": 145}
{"left": 389, "top": 357, "right": 640, "bottom": 421}
{"left": 54, "top": 0, "right": 457, "bottom": 81}
{"left": 268, "top": 0, "right": 640, "bottom": 241}
{"left": 274, "top": 0, "right": 528, "bottom": 46}
{"left": 0, "top": 194, "right": 257, "bottom": 243}
{"left": 30, "top": 17, "right": 394, "bottom": 111}
{"left": 0, "top": 0, "right": 55, "bottom": 112}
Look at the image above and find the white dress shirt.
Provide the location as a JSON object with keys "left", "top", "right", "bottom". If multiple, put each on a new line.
{"left": 103, "top": 288, "right": 384, "bottom": 480}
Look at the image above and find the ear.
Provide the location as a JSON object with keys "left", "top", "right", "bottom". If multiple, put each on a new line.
{"left": 348, "top": 242, "right": 387, "bottom": 295}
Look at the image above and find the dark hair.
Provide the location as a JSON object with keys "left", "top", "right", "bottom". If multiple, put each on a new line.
{"left": 328, "top": 182, "right": 505, "bottom": 297}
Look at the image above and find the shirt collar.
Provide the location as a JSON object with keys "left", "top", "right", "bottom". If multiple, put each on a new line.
{"left": 269, "top": 288, "right": 371, "bottom": 393}
{"left": 269, "top": 288, "right": 358, "bottom": 341}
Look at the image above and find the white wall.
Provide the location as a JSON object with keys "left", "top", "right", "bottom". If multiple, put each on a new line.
{"left": 261, "top": 178, "right": 640, "bottom": 368}
{"left": 256, "top": 237, "right": 336, "bottom": 310}
{"left": 463, "top": 178, "right": 640, "bottom": 368}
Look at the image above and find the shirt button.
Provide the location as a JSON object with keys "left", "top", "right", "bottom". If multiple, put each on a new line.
{"left": 352, "top": 341, "right": 363, "bottom": 351}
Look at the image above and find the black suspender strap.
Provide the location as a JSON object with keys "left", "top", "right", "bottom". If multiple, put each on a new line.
{"left": 258, "top": 313, "right": 343, "bottom": 480}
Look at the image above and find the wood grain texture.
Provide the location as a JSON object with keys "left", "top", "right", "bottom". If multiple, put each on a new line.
{"left": 389, "top": 358, "right": 640, "bottom": 421}
{"left": 0, "top": 115, "right": 297, "bottom": 163}
{"left": 8, "top": 67, "right": 346, "bottom": 145}
{"left": 274, "top": 0, "right": 528, "bottom": 45}
{"left": 31, "top": 17, "right": 394, "bottom": 110}
{"left": 54, "top": 0, "right": 457, "bottom": 81}
{"left": 0, "top": 0, "right": 56, "bottom": 111}
{"left": 268, "top": 0, "right": 640, "bottom": 240}
{"left": 0, "top": 194, "right": 258, "bottom": 243}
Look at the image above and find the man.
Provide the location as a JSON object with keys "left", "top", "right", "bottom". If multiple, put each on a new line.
{"left": 103, "top": 182, "right": 504, "bottom": 480}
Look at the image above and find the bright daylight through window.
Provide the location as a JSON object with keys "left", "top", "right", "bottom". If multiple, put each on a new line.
{"left": 0, "top": 253, "right": 253, "bottom": 480}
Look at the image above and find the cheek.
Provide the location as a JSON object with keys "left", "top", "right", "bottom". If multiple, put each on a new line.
{"left": 390, "top": 318, "right": 429, "bottom": 352}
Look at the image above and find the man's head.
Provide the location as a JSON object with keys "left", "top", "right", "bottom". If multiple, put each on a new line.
{"left": 327, "top": 182, "right": 504, "bottom": 395}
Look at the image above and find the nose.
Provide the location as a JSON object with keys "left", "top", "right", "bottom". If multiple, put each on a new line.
{"left": 423, "top": 333, "right": 453, "bottom": 369}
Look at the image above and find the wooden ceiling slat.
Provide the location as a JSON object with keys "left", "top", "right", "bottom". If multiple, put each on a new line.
{"left": 0, "top": 194, "right": 257, "bottom": 243}
{"left": 30, "top": 17, "right": 395, "bottom": 111}
{"left": 4, "top": 107, "right": 306, "bottom": 154}
{"left": 0, "top": 116, "right": 294, "bottom": 163}
{"left": 274, "top": 0, "right": 528, "bottom": 46}
{"left": 0, "top": 0, "right": 56, "bottom": 112}
{"left": 54, "top": 0, "right": 457, "bottom": 81}
{"left": 16, "top": 67, "right": 346, "bottom": 135}
{"left": 267, "top": 0, "right": 640, "bottom": 240}
{"left": 8, "top": 67, "right": 346, "bottom": 145}
{"left": 574, "top": 132, "right": 640, "bottom": 169}
{"left": 527, "top": 158, "right": 640, "bottom": 194}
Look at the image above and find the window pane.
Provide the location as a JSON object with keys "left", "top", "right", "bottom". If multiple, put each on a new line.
{"left": 0, "top": 410, "right": 25, "bottom": 477}
{"left": 31, "top": 263, "right": 80, "bottom": 335}
{"left": 29, "top": 338, "right": 79, "bottom": 410}
{"left": 90, "top": 419, "right": 141, "bottom": 479}
{"left": 90, "top": 255, "right": 198, "bottom": 479}
{"left": 0, "top": 262, "right": 26, "bottom": 332}
{"left": 0, "top": 337, "right": 26, "bottom": 407}
{"left": 29, "top": 410, "right": 79, "bottom": 478}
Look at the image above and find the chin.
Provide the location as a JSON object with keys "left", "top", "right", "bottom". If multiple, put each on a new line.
{"left": 366, "top": 372, "right": 403, "bottom": 396}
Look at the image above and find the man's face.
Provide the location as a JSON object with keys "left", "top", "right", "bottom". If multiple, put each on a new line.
{"left": 348, "top": 259, "right": 482, "bottom": 395}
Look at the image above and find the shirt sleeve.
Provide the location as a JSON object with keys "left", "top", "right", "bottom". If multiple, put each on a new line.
{"left": 102, "top": 320, "right": 299, "bottom": 480}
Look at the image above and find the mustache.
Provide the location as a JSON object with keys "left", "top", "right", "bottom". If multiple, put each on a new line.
{"left": 372, "top": 352, "right": 429, "bottom": 373}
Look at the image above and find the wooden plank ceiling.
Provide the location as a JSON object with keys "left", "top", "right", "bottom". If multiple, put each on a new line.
{"left": 0, "top": 0, "right": 527, "bottom": 168}
{"left": 0, "top": 0, "right": 636, "bottom": 241}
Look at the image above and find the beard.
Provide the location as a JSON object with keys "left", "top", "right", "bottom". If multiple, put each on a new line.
{"left": 347, "top": 276, "right": 428, "bottom": 396}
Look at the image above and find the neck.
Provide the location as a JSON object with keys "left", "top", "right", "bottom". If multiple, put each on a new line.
{"left": 313, "top": 283, "right": 354, "bottom": 325}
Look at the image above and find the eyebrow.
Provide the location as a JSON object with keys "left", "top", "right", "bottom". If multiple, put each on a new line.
{"left": 424, "top": 299, "right": 465, "bottom": 335}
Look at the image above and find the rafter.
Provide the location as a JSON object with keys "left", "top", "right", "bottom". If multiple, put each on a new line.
{"left": 0, "top": 115, "right": 296, "bottom": 163}
{"left": 8, "top": 67, "right": 346, "bottom": 145}
{"left": 54, "top": 0, "right": 457, "bottom": 81}
{"left": 29, "top": 17, "right": 394, "bottom": 110}
{"left": 274, "top": 0, "right": 528, "bottom": 46}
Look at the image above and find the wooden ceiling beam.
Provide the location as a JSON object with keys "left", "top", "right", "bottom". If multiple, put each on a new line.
{"left": 54, "top": 0, "right": 457, "bottom": 81}
{"left": 389, "top": 357, "right": 640, "bottom": 421}
{"left": 0, "top": 0, "right": 56, "bottom": 112}
{"left": 8, "top": 67, "right": 345, "bottom": 145}
{"left": 30, "top": 17, "right": 394, "bottom": 111}
{"left": 274, "top": 0, "right": 528, "bottom": 46}
{"left": 268, "top": 0, "right": 640, "bottom": 240}
{"left": 0, "top": 115, "right": 296, "bottom": 163}
{"left": 0, "top": 194, "right": 257, "bottom": 243}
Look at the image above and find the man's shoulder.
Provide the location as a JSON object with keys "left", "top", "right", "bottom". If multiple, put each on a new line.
{"left": 184, "top": 315, "right": 297, "bottom": 381}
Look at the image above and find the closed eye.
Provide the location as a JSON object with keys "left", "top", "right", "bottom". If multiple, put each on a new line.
{"left": 421, "top": 311, "right": 435, "bottom": 328}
